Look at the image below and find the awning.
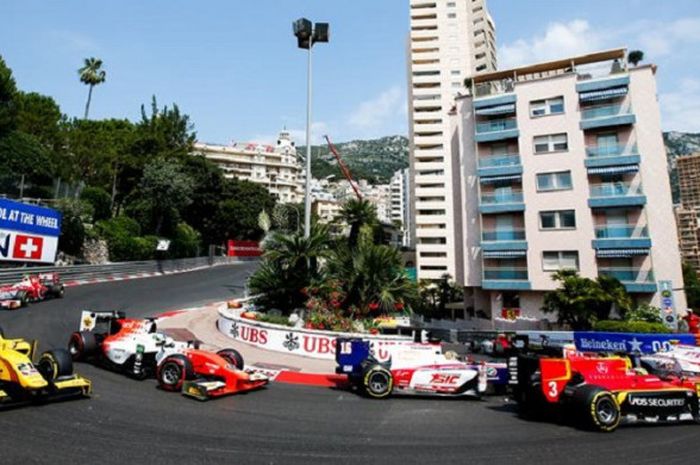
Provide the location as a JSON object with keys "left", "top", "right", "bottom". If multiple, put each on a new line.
{"left": 475, "top": 103, "right": 516, "bottom": 116}
{"left": 480, "top": 174, "right": 522, "bottom": 184}
{"left": 596, "top": 248, "right": 649, "bottom": 258}
{"left": 483, "top": 250, "right": 527, "bottom": 258}
{"left": 579, "top": 86, "right": 628, "bottom": 102}
{"left": 587, "top": 164, "right": 639, "bottom": 175}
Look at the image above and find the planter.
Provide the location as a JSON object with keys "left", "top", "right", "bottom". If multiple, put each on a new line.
{"left": 217, "top": 305, "right": 412, "bottom": 361}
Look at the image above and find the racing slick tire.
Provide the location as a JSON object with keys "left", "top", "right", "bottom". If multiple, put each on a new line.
{"left": 0, "top": 325, "right": 3, "bottom": 337}
{"left": 37, "top": 349, "right": 74, "bottom": 380}
{"left": 217, "top": 348, "right": 244, "bottom": 369}
{"left": 68, "top": 331, "right": 98, "bottom": 361}
{"left": 157, "top": 354, "right": 194, "bottom": 392}
{"left": 569, "top": 385, "right": 621, "bottom": 432}
{"left": 55, "top": 286, "right": 65, "bottom": 298}
{"left": 362, "top": 365, "right": 393, "bottom": 399}
{"left": 19, "top": 291, "right": 29, "bottom": 307}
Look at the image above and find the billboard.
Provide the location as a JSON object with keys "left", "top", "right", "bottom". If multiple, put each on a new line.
{"left": 227, "top": 240, "right": 261, "bottom": 257}
{"left": 0, "top": 198, "right": 62, "bottom": 264}
{"left": 574, "top": 331, "right": 697, "bottom": 355}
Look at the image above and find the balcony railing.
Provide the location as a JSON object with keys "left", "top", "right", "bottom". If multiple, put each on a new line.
{"left": 589, "top": 182, "right": 643, "bottom": 198}
{"left": 586, "top": 143, "right": 638, "bottom": 158}
{"left": 474, "top": 79, "right": 515, "bottom": 98}
{"left": 478, "top": 155, "right": 521, "bottom": 168}
{"left": 594, "top": 224, "right": 648, "bottom": 239}
{"left": 476, "top": 118, "right": 517, "bottom": 134}
{"left": 483, "top": 267, "right": 528, "bottom": 280}
{"left": 598, "top": 267, "right": 655, "bottom": 284}
{"left": 482, "top": 229, "right": 526, "bottom": 241}
{"left": 581, "top": 103, "right": 632, "bottom": 120}
{"left": 480, "top": 191, "right": 524, "bottom": 205}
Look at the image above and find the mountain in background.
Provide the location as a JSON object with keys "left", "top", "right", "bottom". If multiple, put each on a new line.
{"left": 301, "top": 135, "right": 409, "bottom": 184}
{"left": 664, "top": 131, "right": 700, "bottom": 203}
{"left": 301, "top": 132, "right": 700, "bottom": 200}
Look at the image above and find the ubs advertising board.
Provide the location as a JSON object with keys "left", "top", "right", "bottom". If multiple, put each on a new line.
{"left": 0, "top": 198, "right": 62, "bottom": 264}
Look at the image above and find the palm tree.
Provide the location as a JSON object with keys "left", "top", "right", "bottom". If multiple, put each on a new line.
{"left": 78, "top": 57, "right": 106, "bottom": 119}
{"left": 340, "top": 198, "right": 378, "bottom": 248}
{"left": 627, "top": 50, "right": 644, "bottom": 67}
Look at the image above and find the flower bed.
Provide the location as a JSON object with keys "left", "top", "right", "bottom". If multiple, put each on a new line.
{"left": 217, "top": 304, "right": 413, "bottom": 361}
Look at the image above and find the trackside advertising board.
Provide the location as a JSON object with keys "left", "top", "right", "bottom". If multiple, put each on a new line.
{"left": 227, "top": 240, "right": 261, "bottom": 257}
{"left": 574, "top": 332, "right": 697, "bottom": 355}
{"left": 0, "top": 198, "right": 61, "bottom": 264}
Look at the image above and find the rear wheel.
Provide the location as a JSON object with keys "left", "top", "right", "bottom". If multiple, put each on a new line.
{"left": 217, "top": 348, "right": 244, "bottom": 369}
{"left": 362, "top": 365, "right": 393, "bottom": 399}
{"left": 37, "top": 349, "right": 74, "bottom": 380}
{"left": 19, "top": 292, "right": 28, "bottom": 307}
{"left": 68, "top": 331, "right": 97, "bottom": 361}
{"left": 157, "top": 355, "right": 194, "bottom": 391}
{"left": 570, "top": 385, "right": 621, "bottom": 432}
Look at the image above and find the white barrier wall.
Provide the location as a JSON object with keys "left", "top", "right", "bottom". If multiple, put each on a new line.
{"left": 217, "top": 307, "right": 413, "bottom": 361}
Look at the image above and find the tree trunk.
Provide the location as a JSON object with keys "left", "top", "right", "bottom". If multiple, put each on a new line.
{"left": 84, "top": 85, "right": 93, "bottom": 119}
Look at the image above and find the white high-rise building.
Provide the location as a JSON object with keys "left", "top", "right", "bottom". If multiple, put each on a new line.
{"left": 391, "top": 168, "right": 413, "bottom": 247}
{"left": 408, "top": 0, "right": 497, "bottom": 280}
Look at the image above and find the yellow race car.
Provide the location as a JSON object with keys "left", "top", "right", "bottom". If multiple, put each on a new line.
{"left": 0, "top": 326, "right": 91, "bottom": 406}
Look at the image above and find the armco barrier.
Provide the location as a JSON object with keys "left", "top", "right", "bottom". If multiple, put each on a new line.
{"left": 0, "top": 256, "right": 255, "bottom": 286}
{"left": 217, "top": 305, "right": 413, "bottom": 361}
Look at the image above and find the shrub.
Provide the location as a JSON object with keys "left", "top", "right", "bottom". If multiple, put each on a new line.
{"left": 56, "top": 199, "right": 94, "bottom": 257}
{"left": 593, "top": 320, "right": 671, "bottom": 334}
{"left": 170, "top": 222, "right": 201, "bottom": 258}
{"left": 80, "top": 186, "right": 112, "bottom": 221}
{"left": 256, "top": 314, "right": 293, "bottom": 327}
{"left": 625, "top": 304, "right": 662, "bottom": 324}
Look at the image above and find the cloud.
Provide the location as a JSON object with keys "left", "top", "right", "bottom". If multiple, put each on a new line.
{"left": 499, "top": 20, "right": 603, "bottom": 69}
{"left": 659, "top": 78, "right": 700, "bottom": 132}
{"left": 348, "top": 86, "right": 405, "bottom": 129}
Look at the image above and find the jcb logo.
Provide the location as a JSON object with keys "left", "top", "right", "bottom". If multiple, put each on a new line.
{"left": 430, "top": 374, "right": 460, "bottom": 385}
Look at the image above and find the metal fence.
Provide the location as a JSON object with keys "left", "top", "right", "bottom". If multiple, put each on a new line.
{"left": 0, "top": 256, "right": 255, "bottom": 286}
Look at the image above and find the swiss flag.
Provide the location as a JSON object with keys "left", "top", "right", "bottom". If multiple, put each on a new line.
{"left": 12, "top": 234, "right": 43, "bottom": 260}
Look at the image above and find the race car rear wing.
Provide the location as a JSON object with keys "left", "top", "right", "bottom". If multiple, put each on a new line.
{"left": 79, "top": 310, "right": 127, "bottom": 331}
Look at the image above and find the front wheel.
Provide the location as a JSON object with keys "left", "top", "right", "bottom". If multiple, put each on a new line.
{"left": 37, "top": 349, "right": 74, "bottom": 381}
{"left": 362, "top": 365, "right": 393, "bottom": 399}
{"left": 157, "top": 355, "right": 194, "bottom": 392}
{"left": 217, "top": 348, "right": 244, "bottom": 369}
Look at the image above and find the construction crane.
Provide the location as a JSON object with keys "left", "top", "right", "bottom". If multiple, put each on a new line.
{"left": 324, "top": 135, "right": 362, "bottom": 200}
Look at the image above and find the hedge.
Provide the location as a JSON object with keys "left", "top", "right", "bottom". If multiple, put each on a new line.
{"left": 593, "top": 320, "right": 672, "bottom": 334}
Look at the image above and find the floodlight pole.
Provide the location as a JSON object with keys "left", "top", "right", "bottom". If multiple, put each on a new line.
{"left": 304, "top": 44, "right": 313, "bottom": 238}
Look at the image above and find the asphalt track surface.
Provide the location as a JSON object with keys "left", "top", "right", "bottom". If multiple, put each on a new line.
{"left": 0, "top": 264, "right": 698, "bottom": 465}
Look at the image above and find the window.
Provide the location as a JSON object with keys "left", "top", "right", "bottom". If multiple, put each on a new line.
{"left": 451, "top": 70, "right": 461, "bottom": 75}
{"left": 540, "top": 210, "right": 576, "bottom": 229}
{"left": 447, "top": 13, "right": 456, "bottom": 18}
{"left": 530, "top": 97, "right": 564, "bottom": 117}
{"left": 534, "top": 133, "right": 568, "bottom": 153}
{"left": 542, "top": 251, "right": 579, "bottom": 271}
{"left": 536, "top": 171, "right": 572, "bottom": 192}
{"left": 447, "top": 1, "right": 456, "bottom": 6}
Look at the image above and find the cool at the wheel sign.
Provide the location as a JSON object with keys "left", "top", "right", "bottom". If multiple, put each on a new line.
{"left": 0, "top": 198, "right": 62, "bottom": 264}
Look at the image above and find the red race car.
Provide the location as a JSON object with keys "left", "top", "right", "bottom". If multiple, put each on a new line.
{"left": 510, "top": 346, "right": 700, "bottom": 432}
{"left": 0, "top": 273, "right": 64, "bottom": 309}
{"left": 69, "top": 311, "right": 268, "bottom": 400}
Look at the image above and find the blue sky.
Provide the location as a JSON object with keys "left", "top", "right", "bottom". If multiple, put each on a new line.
{"left": 1, "top": 0, "right": 699, "bottom": 145}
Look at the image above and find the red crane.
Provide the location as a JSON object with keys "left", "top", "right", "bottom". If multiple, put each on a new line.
{"left": 324, "top": 135, "right": 362, "bottom": 200}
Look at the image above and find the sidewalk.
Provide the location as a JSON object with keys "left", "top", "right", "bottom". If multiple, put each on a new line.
{"left": 157, "top": 303, "right": 344, "bottom": 386}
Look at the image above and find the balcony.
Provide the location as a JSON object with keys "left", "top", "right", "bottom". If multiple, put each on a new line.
{"left": 592, "top": 224, "right": 651, "bottom": 249}
{"left": 598, "top": 267, "right": 657, "bottom": 293}
{"left": 588, "top": 182, "right": 646, "bottom": 208}
{"left": 475, "top": 118, "right": 519, "bottom": 143}
{"left": 481, "top": 229, "right": 527, "bottom": 252}
{"left": 580, "top": 104, "right": 636, "bottom": 130}
{"left": 477, "top": 155, "right": 522, "bottom": 178}
{"left": 584, "top": 144, "right": 641, "bottom": 169}
{"left": 479, "top": 191, "right": 525, "bottom": 214}
{"left": 482, "top": 267, "right": 531, "bottom": 290}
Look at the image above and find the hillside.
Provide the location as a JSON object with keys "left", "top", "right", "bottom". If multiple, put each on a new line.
{"left": 300, "top": 135, "right": 409, "bottom": 184}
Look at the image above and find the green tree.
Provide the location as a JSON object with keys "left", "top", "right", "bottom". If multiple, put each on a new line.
{"left": 132, "top": 96, "right": 195, "bottom": 160}
{"left": 592, "top": 274, "right": 633, "bottom": 321}
{"left": 170, "top": 222, "right": 201, "bottom": 258}
{"left": 15, "top": 91, "right": 63, "bottom": 152}
{"left": 628, "top": 50, "right": 644, "bottom": 67}
{"left": 0, "top": 130, "right": 53, "bottom": 196}
{"left": 340, "top": 198, "right": 378, "bottom": 248}
{"left": 80, "top": 186, "right": 112, "bottom": 221}
{"left": 207, "top": 178, "right": 276, "bottom": 243}
{"left": 542, "top": 270, "right": 607, "bottom": 330}
{"left": 127, "top": 158, "right": 193, "bottom": 235}
{"left": 78, "top": 57, "right": 106, "bottom": 119}
{"left": 683, "top": 262, "right": 700, "bottom": 309}
{"left": 0, "top": 54, "right": 18, "bottom": 136}
{"left": 55, "top": 198, "right": 94, "bottom": 257}
{"left": 180, "top": 155, "right": 226, "bottom": 244}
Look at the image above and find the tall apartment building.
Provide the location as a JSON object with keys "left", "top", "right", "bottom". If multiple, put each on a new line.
{"left": 674, "top": 153, "right": 700, "bottom": 272}
{"left": 408, "top": 0, "right": 497, "bottom": 281}
{"left": 193, "top": 130, "right": 303, "bottom": 203}
{"left": 453, "top": 48, "right": 685, "bottom": 324}
{"left": 390, "top": 168, "right": 414, "bottom": 247}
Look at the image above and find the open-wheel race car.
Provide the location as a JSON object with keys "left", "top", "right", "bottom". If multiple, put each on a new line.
{"left": 509, "top": 345, "right": 700, "bottom": 432}
{"left": 336, "top": 336, "right": 494, "bottom": 399}
{"left": 0, "top": 326, "right": 91, "bottom": 406}
{"left": 0, "top": 273, "right": 64, "bottom": 309}
{"left": 68, "top": 310, "right": 268, "bottom": 400}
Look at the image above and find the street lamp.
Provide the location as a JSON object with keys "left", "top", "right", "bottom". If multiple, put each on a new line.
{"left": 293, "top": 17, "right": 329, "bottom": 238}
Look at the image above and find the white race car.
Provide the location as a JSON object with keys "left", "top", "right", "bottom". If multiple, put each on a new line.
{"left": 641, "top": 344, "right": 700, "bottom": 377}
